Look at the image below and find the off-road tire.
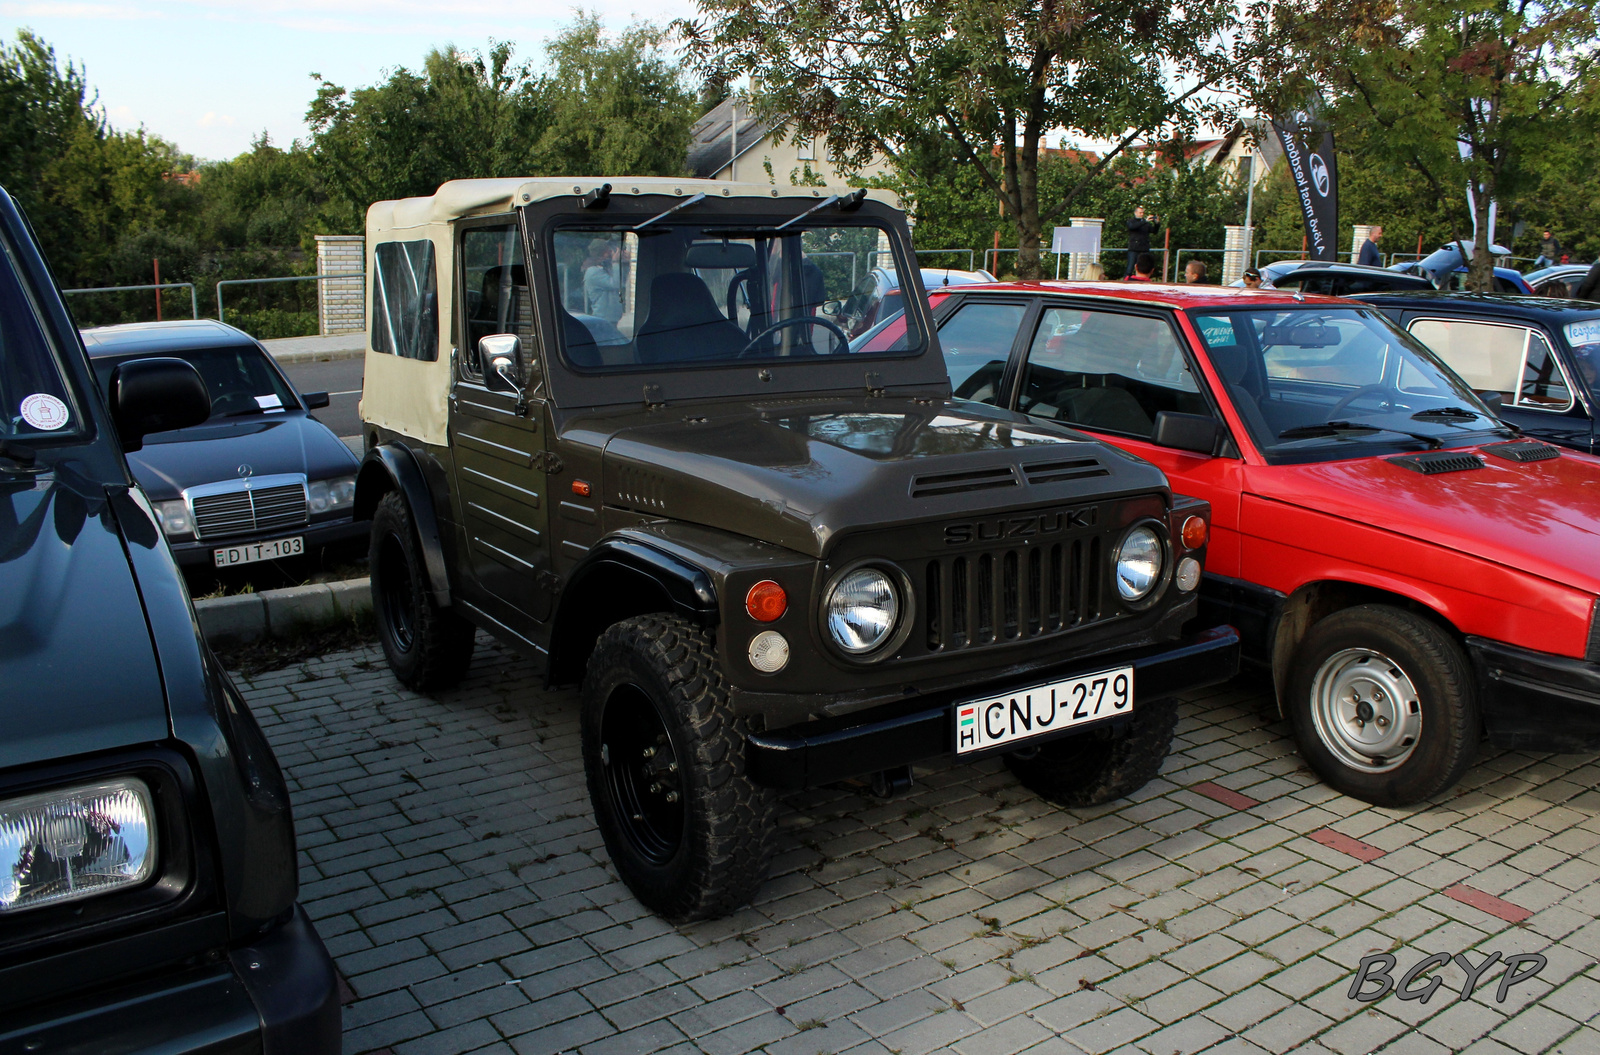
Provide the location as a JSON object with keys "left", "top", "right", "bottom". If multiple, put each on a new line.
{"left": 370, "top": 490, "right": 474, "bottom": 691}
{"left": 1005, "top": 697, "right": 1179, "bottom": 807}
{"left": 1287, "top": 604, "right": 1477, "bottom": 806}
{"left": 581, "top": 615, "right": 777, "bottom": 922}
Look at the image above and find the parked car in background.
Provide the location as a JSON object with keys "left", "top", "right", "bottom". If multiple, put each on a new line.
{"left": 1230, "top": 260, "right": 1434, "bottom": 295}
{"left": 831, "top": 265, "right": 997, "bottom": 336}
{"left": 916, "top": 278, "right": 1600, "bottom": 806}
{"left": 1353, "top": 290, "right": 1600, "bottom": 453}
{"left": 1388, "top": 260, "right": 1535, "bottom": 295}
{"left": 1523, "top": 263, "right": 1594, "bottom": 298}
{"left": 81, "top": 320, "right": 366, "bottom": 574}
{"left": 0, "top": 184, "right": 339, "bottom": 1050}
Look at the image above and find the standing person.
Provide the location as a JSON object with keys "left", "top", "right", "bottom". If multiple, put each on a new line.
{"left": 1241, "top": 268, "right": 1265, "bottom": 289}
{"left": 582, "top": 239, "right": 624, "bottom": 323}
{"left": 1357, "top": 225, "right": 1384, "bottom": 266}
{"left": 1125, "top": 206, "right": 1159, "bottom": 275}
{"left": 1534, "top": 231, "right": 1563, "bottom": 269}
{"left": 1184, "top": 260, "right": 1207, "bottom": 284}
{"left": 1082, "top": 262, "right": 1106, "bottom": 281}
{"left": 1124, "top": 253, "right": 1157, "bottom": 282}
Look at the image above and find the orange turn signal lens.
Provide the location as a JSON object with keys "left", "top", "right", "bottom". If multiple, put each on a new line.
{"left": 745, "top": 580, "right": 787, "bottom": 623}
{"left": 571, "top": 480, "right": 592, "bottom": 497}
{"left": 1181, "top": 515, "right": 1208, "bottom": 550}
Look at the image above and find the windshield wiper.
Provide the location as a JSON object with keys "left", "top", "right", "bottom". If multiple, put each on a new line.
{"left": 1277, "top": 420, "right": 1445, "bottom": 449}
{"left": 1410, "top": 406, "right": 1482, "bottom": 421}
{"left": 633, "top": 192, "right": 707, "bottom": 232}
{"left": 774, "top": 188, "right": 868, "bottom": 231}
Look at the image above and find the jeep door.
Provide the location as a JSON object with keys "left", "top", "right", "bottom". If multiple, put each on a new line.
{"left": 447, "top": 217, "right": 554, "bottom": 621}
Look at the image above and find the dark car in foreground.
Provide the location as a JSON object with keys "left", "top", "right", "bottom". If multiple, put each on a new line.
{"left": 0, "top": 185, "right": 338, "bottom": 1049}
{"left": 1354, "top": 291, "right": 1600, "bottom": 453}
{"left": 904, "top": 278, "right": 1600, "bottom": 806}
{"left": 81, "top": 320, "right": 366, "bottom": 573}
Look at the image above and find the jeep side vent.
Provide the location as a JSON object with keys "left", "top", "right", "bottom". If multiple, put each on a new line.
{"left": 1481, "top": 440, "right": 1561, "bottom": 463}
{"left": 910, "top": 465, "right": 1018, "bottom": 498}
{"left": 1024, "top": 457, "right": 1108, "bottom": 486}
{"left": 1386, "top": 452, "right": 1485, "bottom": 475}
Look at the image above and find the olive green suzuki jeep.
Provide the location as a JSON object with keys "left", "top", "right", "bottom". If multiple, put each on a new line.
{"left": 354, "top": 177, "right": 1239, "bottom": 921}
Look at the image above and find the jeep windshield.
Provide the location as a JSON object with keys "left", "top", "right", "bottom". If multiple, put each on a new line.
{"left": 1189, "top": 307, "right": 1512, "bottom": 464}
{"left": 1, "top": 232, "right": 82, "bottom": 445}
{"left": 552, "top": 222, "right": 926, "bottom": 371}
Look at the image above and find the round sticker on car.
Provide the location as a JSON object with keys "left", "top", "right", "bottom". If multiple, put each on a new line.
{"left": 19, "top": 393, "right": 69, "bottom": 431}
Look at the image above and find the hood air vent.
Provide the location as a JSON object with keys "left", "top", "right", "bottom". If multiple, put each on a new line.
{"left": 1387, "top": 452, "right": 1485, "bottom": 475}
{"left": 1481, "top": 440, "right": 1561, "bottom": 463}
{"left": 1024, "top": 458, "right": 1108, "bottom": 486}
{"left": 910, "top": 465, "right": 1018, "bottom": 498}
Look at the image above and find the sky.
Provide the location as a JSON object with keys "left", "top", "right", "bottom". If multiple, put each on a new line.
{"left": 0, "top": 0, "right": 699, "bottom": 161}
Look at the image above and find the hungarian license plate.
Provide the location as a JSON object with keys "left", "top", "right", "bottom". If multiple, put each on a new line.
{"left": 213, "top": 536, "right": 304, "bottom": 567}
{"left": 955, "top": 666, "right": 1134, "bottom": 754}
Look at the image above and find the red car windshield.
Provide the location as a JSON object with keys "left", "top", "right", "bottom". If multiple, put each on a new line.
{"left": 1189, "top": 307, "right": 1508, "bottom": 463}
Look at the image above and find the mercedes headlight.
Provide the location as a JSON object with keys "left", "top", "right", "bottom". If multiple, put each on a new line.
{"left": 308, "top": 474, "right": 357, "bottom": 515}
{"left": 0, "top": 779, "right": 157, "bottom": 913}
{"left": 1116, "top": 526, "right": 1165, "bottom": 603}
{"left": 825, "top": 567, "right": 900, "bottom": 655}
{"left": 155, "top": 499, "right": 193, "bottom": 537}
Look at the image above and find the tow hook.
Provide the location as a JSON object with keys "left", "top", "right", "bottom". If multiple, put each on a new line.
{"left": 870, "top": 765, "right": 914, "bottom": 799}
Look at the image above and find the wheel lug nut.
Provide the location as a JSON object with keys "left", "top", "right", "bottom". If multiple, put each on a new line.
{"left": 642, "top": 747, "right": 656, "bottom": 759}
{"left": 649, "top": 782, "right": 661, "bottom": 794}
{"left": 668, "top": 762, "right": 678, "bottom": 773}
{"left": 1376, "top": 715, "right": 1390, "bottom": 728}
{"left": 665, "top": 791, "right": 679, "bottom": 803}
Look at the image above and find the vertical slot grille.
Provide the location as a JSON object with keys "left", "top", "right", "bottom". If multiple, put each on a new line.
{"left": 923, "top": 537, "right": 1103, "bottom": 652}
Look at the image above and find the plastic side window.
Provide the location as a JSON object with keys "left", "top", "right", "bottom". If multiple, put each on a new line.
{"left": 372, "top": 240, "right": 439, "bottom": 362}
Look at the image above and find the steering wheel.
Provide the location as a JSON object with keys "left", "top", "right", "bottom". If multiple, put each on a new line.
{"left": 1327, "top": 384, "right": 1397, "bottom": 419}
{"left": 209, "top": 391, "right": 258, "bottom": 415}
{"left": 738, "top": 316, "right": 851, "bottom": 358}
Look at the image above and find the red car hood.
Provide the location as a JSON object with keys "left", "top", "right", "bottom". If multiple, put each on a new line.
{"left": 1248, "top": 445, "right": 1600, "bottom": 595}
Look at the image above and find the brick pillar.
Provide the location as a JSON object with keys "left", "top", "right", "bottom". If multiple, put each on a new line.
{"left": 316, "top": 235, "right": 365, "bottom": 335}
{"left": 1068, "top": 218, "right": 1104, "bottom": 279}
{"left": 1222, "top": 225, "right": 1251, "bottom": 285}
{"left": 1350, "top": 224, "right": 1372, "bottom": 266}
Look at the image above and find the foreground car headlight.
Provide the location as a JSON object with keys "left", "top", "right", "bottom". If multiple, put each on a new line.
{"left": 1116, "top": 526, "right": 1165, "bottom": 603}
{"left": 156, "top": 499, "right": 193, "bottom": 537}
{"left": 0, "top": 779, "right": 157, "bottom": 913}
{"left": 826, "top": 566, "right": 900, "bottom": 654}
{"left": 308, "top": 474, "right": 357, "bottom": 515}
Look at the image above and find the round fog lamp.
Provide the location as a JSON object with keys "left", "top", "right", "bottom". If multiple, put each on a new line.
{"left": 1116, "top": 526, "right": 1165, "bottom": 603}
{"left": 825, "top": 567, "right": 900, "bottom": 654}
{"left": 748, "top": 630, "right": 790, "bottom": 673}
{"left": 1175, "top": 556, "right": 1201, "bottom": 593}
{"left": 1181, "top": 515, "right": 1208, "bottom": 550}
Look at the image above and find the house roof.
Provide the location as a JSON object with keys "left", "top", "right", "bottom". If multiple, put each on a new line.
{"left": 687, "top": 97, "right": 778, "bottom": 179}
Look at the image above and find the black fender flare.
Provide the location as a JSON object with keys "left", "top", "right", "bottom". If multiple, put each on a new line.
{"left": 547, "top": 537, "right": 719, "bottom": 684}
{"left": 354, "top": 444, "right": 453, "bottom": 606}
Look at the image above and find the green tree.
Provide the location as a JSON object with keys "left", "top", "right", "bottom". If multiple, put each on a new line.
{"left": 1282, "top": 0, "right": 1599, "bottom": 289}
{"left": 677, "top": 0, "right": 1271, "bottom": 277}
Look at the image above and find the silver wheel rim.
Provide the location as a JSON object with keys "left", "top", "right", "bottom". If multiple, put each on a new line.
{"left": 1309, "top": 647, "right": 1422, "bottom": 773}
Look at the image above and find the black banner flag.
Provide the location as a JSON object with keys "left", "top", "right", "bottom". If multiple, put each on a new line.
{"left": 1272, "top": 118, "right": 1339, "bottom": 261}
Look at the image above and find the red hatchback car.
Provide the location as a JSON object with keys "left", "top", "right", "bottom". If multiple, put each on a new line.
{"left": 906, "top": 280, "right": 1600, "bottom": 805}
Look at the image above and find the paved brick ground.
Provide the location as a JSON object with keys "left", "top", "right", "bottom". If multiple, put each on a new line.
{"left": 238, "top": 636, "right": 1600, "bottom": 1055}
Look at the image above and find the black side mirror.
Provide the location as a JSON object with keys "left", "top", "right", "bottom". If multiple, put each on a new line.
{"left": 108, "top": 357, "right": 210, "bottom": 453}
{"left": 1152, "top": 411, "right": 1225, "bottom": 455}
{"left": 1474, "top": 390, "right": 1505, "bottom": 415}
{"left": 479, "top": 334, "right": 524, "bottom": 396}
{"left": 301, "top": 390, "right": 330, "bottom": 409}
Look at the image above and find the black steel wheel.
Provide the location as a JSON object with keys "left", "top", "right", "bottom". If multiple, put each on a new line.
{"left": 1288, "top": 604, "right": 1478, "bottom": 806}
{"left": 1005, "top": 698, "right": 1179, "bottom": 807}
{"left": 369, "top": 490, "right": 474, "bottom": 691}
{"left": 581, "top": 615, "right": 777, "bottom": 922}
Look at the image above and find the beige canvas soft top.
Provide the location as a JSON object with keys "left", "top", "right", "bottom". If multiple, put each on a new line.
{"left": 362, "top": 178, "right": 903, "bottom": 446}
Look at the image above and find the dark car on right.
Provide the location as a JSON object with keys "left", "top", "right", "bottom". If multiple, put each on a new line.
{"left": 1354, "top": 291, "right": 1600, "bottom": 453}
{"left": 1234, "top": 260, "right": 1434, "bottom": 296}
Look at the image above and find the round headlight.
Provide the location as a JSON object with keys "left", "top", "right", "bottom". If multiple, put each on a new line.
{"left": 825, "top": 567, "right": 900, "bottom": 655}
{"left": 1116, "top": 526, "right": 1165, "bottom": 603}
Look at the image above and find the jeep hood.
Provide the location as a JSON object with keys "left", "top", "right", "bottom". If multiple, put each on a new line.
{"left": 1249, "top": 446, "right": 1600, "bottom": 595}
{"left": 594, "top": 398, "right": 1168, "bottom": 557}
{"left": 0, "top": 472, "right": 168, "bottom": 769}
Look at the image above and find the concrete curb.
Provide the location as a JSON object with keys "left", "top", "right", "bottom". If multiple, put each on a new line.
{"left": 269, "top": 347, "right": 365, "bottom": 365}
{"left": 195, "top": 577, "right": 371, "bottom": 644}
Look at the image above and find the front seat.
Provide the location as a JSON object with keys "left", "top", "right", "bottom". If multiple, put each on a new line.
{"left": 636, "top": 274, "right": 749, "bottom": 363}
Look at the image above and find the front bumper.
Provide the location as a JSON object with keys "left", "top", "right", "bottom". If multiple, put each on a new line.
{"left": 1467, "top": 636, "right": 1600, "bottom": 752}
{"left": 168, "top": 517, "right": 369, "bottom": 568}
{"left": 746, "top": 625, "right": 1240, "bottom": 788}
{"left": 0, "top": 905, "right": 340, "bottom": 1055}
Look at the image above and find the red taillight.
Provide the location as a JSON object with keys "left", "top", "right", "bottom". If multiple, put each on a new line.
{"left": 1181, "top": 515, "right": 1208, "bottom": 549}
{"left": 745, "top": 580, "right": 787, "bottom": 623}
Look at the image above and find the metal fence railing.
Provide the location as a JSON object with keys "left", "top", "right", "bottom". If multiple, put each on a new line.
{"left": 216, "top": 273, "right": 362, "bottom": 326}
{"left": 63, "top": 282, "right": 199, "bottom": 321}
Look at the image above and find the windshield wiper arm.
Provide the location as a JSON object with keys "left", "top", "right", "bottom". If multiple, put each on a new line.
{"left": 1410, "top": 406, "right": 1481, "bottom": 421}
{"left": 1277, "top": 420, "right": 1445, "bottom": 449}
{"left": 633, "top": 192, "right": 707, "bottom": 232}
{"left": 774, "top": 188, "right": 868, "bottom": 231}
